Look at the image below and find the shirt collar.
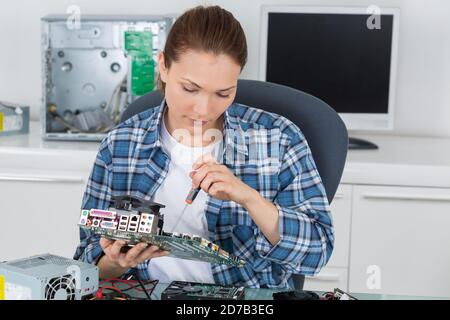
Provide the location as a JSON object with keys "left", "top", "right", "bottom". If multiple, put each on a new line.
{"left": 140, "top": 98, "right": 166, "bottom": 151}
{"left": 223, "top": 104, "right": 249, "bottom": 156}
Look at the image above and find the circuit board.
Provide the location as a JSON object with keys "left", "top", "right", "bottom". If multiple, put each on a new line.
{"left": 161, "top": 281, "right": 245, "bottom": 300}
{"left": 79, "top": 207, "right": 245, "bottom": 267}
{"left": 124, "top": 31, "right": 155, "bottom": 96}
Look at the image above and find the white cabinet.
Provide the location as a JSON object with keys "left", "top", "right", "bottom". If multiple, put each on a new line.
{"left": 304, "top": 267, "right": 348, "bottom": 292}
{"left": 304, "top": 184, "right": 352, "bottom": 291}
{"left": 0, "top": 128, "right": 97, "bottom": 261}
{"left": 0, "top": 173, "right": 86, "bottom": 261}
{"left": 349, "top": 185, "right": 450, "bottom": 297}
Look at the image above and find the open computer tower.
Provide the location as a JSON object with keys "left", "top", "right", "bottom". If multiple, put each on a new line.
{"left": 41, "top": 14, "right": 174, "bottom": 141}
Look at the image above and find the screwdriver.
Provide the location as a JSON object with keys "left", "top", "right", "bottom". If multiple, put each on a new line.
{"left": 185, "top": 152, "right": 221, "bottom": 204}
{"left": 185, "top": 186, "right": 201, "bottom": 204}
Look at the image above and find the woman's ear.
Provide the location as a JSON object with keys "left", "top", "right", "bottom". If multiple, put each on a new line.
{"left": 158, "top": 52, "right": 168, "bottom": 83}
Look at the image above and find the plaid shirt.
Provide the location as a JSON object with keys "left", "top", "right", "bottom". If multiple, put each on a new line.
{"left": 74, "top": 99, "right": 334, "bottom": 288}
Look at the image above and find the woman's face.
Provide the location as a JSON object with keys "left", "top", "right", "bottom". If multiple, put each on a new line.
{"left": 158, "top": 49, "right": 241, "bottom": 137}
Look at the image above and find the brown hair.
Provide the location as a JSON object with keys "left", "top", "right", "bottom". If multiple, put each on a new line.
{"left": 157, "top": 5, "right": 248, "bottom": 94}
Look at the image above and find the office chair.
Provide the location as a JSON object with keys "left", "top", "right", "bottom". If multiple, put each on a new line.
{"left": 120, "top": 79, "right": 349, "bottom": 290}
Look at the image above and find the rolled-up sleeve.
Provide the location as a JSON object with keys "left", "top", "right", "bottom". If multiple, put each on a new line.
{"left": 255, "top": 135, "right": 334, "bottom": 276}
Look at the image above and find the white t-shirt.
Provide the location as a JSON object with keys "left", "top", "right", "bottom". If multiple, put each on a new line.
{"left": 148, "top": 117, "right": 221, "bottom": 284}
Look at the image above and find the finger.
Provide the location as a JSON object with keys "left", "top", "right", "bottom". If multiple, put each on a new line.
{"left": 191, "top": 164, "right": 226, "bottom": 188}
{"left": 215, "top": 164, "right": 229, "bottom": 173}
{"left": 191, "top": 164, "right": 212, "bottom": 188}
{"left": 107, "top": 240, "right": 126, "bottom": 261}
{"left": 100, "top": 237, "right": 114, "bottom": 250}
{"left": 200, "top": 172, "right": 227, "bottom": 193}
{"left": 189, "top": 164, "right": 227, "bottom": 179}
{"left": 124, "top": 242, "right": 149, "bottom": 263}
{"left": 135, "top": 245, "right": 163, "bottom": 262}
{"left": 150, "top": 250, "right": 171, "bottom": 259}
{"left": 188, "top": 169, "right": 199, "bottom": 179}
{"left": 209, "top": 182, "right": 227, "bottom": 198}
{"left": 193, "top": 153, "right": 217, "bottom": 170}
{"left": 191, "top": 161, "right": 208, "bottom": 173}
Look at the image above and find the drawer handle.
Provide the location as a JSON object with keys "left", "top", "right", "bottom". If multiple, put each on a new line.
{"left": 0, "top": 175, "right": 84, "bottom": 184}
{"left": 334, "top": 193, "right": 344, "bottom": 199}
{"left": 305, "top": 273, "right": 341, "bottom": 281}
{"left": 363, "top": 193, "right": 450, "bottom": 202}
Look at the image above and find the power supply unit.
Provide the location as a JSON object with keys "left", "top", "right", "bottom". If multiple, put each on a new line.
{"left": 41, "top": 14, "right": 174, "bottom": 141}
{"left": 0, "top": 253, "right": 98, "bottom": 300}
{"left": 0, "top": 100, "right": 30, "bottom": 136}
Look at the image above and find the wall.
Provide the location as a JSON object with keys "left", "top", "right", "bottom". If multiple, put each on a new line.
{"left": 0, "top": 0, "right": 449, "bottom": 137}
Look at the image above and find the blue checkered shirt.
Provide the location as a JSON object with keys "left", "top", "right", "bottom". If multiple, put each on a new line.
{"left": 74, "top": 99, "right": 334, "bottom": 288}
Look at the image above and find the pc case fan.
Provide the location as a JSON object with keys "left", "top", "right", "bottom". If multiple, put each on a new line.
{"left": 44, "top": 275, "right": 77, "bottom": 300}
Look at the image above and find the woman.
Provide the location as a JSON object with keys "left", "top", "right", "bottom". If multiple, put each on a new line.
{"left": 74, "top": 5, "right": 334, "bottom": 288}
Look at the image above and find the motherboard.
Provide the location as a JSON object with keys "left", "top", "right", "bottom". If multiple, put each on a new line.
{"left": 78, "top": 196, "right": 245, "bottom": 267}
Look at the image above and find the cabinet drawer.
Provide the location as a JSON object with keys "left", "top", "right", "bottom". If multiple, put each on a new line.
{"left": 349, "top": 185, "right": 450, "bottom": 297}
{"left": 304, "top": 267, "right": 348, "bottom": 292}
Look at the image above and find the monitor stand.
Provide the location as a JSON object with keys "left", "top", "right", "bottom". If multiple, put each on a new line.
{"left": 348, "top": 137, "right": 379, "bottom": 150}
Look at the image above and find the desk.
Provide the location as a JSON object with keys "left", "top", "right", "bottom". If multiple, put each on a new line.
{"left": 119, "top": 283, "right": 447, "bottom": 300}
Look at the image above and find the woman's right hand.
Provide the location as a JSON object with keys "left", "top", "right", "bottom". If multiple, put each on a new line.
{"left": 98, "top": 238, "right": 170, "bottom": 279}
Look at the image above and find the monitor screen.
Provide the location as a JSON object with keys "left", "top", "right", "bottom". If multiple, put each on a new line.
{"left": 260, "top": 7, "right": 399, "bottom": 130}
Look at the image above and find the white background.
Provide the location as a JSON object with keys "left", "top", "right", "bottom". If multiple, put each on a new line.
{"left": 1, "top": 0, "right": 449, "bottom": 137}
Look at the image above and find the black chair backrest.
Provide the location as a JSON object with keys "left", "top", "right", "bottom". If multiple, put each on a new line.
{"left": 121, "top": 79, "right": 348, "bottom": 203}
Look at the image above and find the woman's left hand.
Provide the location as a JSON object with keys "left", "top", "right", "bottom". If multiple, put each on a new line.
{"left": 190, "top": 156, "right": 258, "bottom": 207}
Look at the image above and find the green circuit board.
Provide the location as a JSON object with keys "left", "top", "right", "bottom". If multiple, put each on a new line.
{"left": 82, "top": 226, "right": 245, "bottom": 267}
{"left": 124, "top": 31, "right": 155, "bottom": 95}
{"left": 161, "top": 281, "right": 245, "bottom": 300}
{"left": 79, "top": 205, "right": 246, "bottom": 267}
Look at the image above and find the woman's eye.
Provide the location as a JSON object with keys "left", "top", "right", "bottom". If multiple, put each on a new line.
{"left": 217, "top": 93, "right": 230, "bottom": 99}
{"left": 183, "top": 86, "right": 197, "bottom": 93}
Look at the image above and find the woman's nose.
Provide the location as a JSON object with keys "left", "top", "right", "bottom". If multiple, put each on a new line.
{"left": 193, "top": 96, "right": 211, "bottom": 118}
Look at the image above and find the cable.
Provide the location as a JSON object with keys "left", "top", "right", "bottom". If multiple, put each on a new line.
{"left": 97, "top": 277, "right": 158, "bottom": 300}
{"left": 0, "top": 101, "right": 15, "bottom": 109}
{"left": 133, "top": 272, "right": 153, "bottom": 300}
{"left": 121, "top": 279, "right": 158, "bottom": 293}
{"left": 105, "top": 74, "right": 127, "bottom": 119}
{"left": 48, "top": 106, "right": 81, "bottom": 132}
{"left": 46, "top": 74, "right": 126, "bottom": 135}
{"left": 95, "top": 285, "right": 128, "bottom": 300}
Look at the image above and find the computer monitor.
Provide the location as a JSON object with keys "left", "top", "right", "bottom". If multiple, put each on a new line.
{"left": 259, "top": 6, "right": 400, "bottom": 145}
